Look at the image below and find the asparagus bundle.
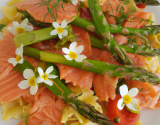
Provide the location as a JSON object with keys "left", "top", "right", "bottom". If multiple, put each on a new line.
{"left": 23, "top": 46, "right": 160, "bottom": 84}
{"left": 14, "top": 61, "right": 113, "bottom": 125}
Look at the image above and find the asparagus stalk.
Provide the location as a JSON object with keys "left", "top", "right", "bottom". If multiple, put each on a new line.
{"left": 14, "top": 27, "right": 160, "bottom": 57}
{"left": 71, "top": 17, "right": 160, "bottom": 36}
{"left": 24, "top": 10, "right": 160, "bottom": 36}
{"left": 88, "top": 0, "right": 134, "bottom": 64}
{"left": 23, "top": 46, "right": 160, "bottom": 84}
{"left": 14, "top": 27, "right": 57, "bottom": 47}
{"left": 14, "top": 61, "right": 113, "bottom": 125}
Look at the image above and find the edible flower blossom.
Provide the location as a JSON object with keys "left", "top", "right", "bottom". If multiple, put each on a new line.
{"left": 50, "top": 20, "right": 68, "bottom": 39}
{"left": 18, "top": 69, "right": 38, "bottom": 95}
{"left": 71, "top": 0, "right": 84, "bottom": 6}
{"left": 62, "top": 42, "right": 87, "bottom": 62}
{"left": 7, "top": 18, "right": 33, "bottom": 36}
{"left": 117, "top": 85, "right": 140, "bottom": 113}
{"left": 37, "top": 66, "right": 58, "bottom": 86}
{"left": 8, "top": 43, "right": 23, "bottom": 67}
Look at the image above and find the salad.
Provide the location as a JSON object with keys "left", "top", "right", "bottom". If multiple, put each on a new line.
{"left": 0, "top": 0, "right": 160, "bottom": 125}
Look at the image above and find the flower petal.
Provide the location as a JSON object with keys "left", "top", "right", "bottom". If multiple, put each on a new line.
{"left": 62, "top": 48, "right": 70, "bottom": 54}
{"left": 30, "top": 84, "right": 38, "bottom": 95}
{"left": 50, "top": 29, "right": 58, "bottom": 36}
{"left": 58, "top": 33, "right": 63, "bottom": 39}
{"left": 25, "top": 25, "right": 33, "bottom": 32}
{"left": 128, "top": 88, "right": 139, "bottom": 97}
{"left": 8, "top": 58, "right": 17, "bottom": 67}
{"left": 48, "top": 74, "right": 58, "bottom": 79}
{"left": 64, "top": 55, "right": 73, "bottom": 60}
{"left": 119, "top": 84, "right": 128, "bottom": 97}
{"left": 45, "top": 66, "right": 53, "bottom": 75}
{"left": 52, "top": 22, "right": 60, "bottom": 28}
{"left": 62, "top": 29, "right": 68, "bottom": 37}
{"left": 71, "top": 0, "right": 78, "bottom": 5}
{"left": 38, "top": 67, "right": 44, "bottom": 76}
{"left": 7, "top": 26, "right": 15, "bottom": 35}
{"left": 75, "top": 45, "right": 84, "bottom": 54}
{"left": 69, "top": 42, "right": 77, "bottom": 52}
{"left": 13, "top": 21, "right": 20, "bottom": 28}
{"left": 75, "top": 55, "right": 87, "bottom": 62}
{"left": 61, "top": 20, "right": 68, "bottom": 28}
{"left": 36, "top": 77, "right": 43, "bottom": 83}
{"left": 44, "top": 80, "right": 53, "bottom": 86}
{"left": 15, "top": 48, "right": 20, "bottom": 55}
{"left": 131, "top": 98, "right": 139, "bottom": 104}
{"left": 18, "top": 59, "right": 24, "bottom": 64}
{"left": 20, "top": 18, "right": 28, "bottom": 25}
{"left": 18, "top": 80, "right": 30, "bottom": 89}
{"left": 117, "top": 98, "right": 125, "bottom": 110}
{"left": 126, "top": 103, "right": 139, "bottom": 112}
{"left": 23, "top": 69, "right": 34, "bottom": 79}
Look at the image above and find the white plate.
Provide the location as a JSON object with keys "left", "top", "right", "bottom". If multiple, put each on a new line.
{"left": 0, "top": 0, "right": 160, "bottom": 125}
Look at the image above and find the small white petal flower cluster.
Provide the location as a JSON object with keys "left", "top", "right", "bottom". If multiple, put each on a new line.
{"left": 50, "top": 20, "right": 68, "bottom": 39}
{"left": 71, "top": 0, "right": 84, "bottom": 6}
{"left": 8, "top": 43, "right": 24, "bottom": 67}
{"left": 62, "top": 42, "right": 87, "bottom": 62}
{"left": 7, "top": 18, "right": 33, "bottom": 36}
{"left": 18, "top": 66, "right": 58, "bottom": 95}
{"left": 117, "top": 85, "right": 140, "bottom": 113}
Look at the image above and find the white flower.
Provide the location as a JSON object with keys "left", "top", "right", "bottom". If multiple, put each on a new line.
{"left": 18, "top": 69, "right": 38, "bottom": 95}
{"left": 62, "top": 42, "right": 87, "bottom": 62}
{"left": 117, "top": 85, "right": 139, "bottom": 113}
{"left": 7, "top": 18, "right": 33, "bottom": 36}
{"left": 37, "top": 66, "right": 58, "bottom": 86}
{"left": 50, "top": 20, "right": 68, "bottom": 39}
{"left": 8, "top": 43, "right": 23, "bottom": 67}
{"left": 71, "top": 0, "right": 84, "bottom": 6}
{"left": 71, "top": 0, "right": 78, "bottom": 5}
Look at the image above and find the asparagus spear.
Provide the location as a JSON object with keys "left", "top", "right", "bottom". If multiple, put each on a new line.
{"left": 23, "top": 46, "right": 160, "bottom": 84}
{"left": 14, "top": 27, "right": 160, "bottom": 57}
{"left": 88, "top": 0, "right": 135, "bottom": 64}
{"left": 14, "top": 61, "right": 113, "bottom": 125}
{"left": 71, "top": 17, "right": 160, "bottom": 36}
{"left": 24, "top": 11, "right": 160, "bottom": 36}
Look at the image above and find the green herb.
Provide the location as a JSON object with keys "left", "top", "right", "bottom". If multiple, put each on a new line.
{"left": 77, "top": 2, "right": 84, "bottom": 12}
{"left": 36, "top": 0, "right": 65, "bottom": 22}
{"left": 140, "top": 88, "right": 144, "bottom": 92}
{"left": 0, "top": 24, "right": 6, "bottom": 31}
{"left": 25, "top": 113, "right": 29, "bottom": 125}
{"left": 113, "top": 116, "right": 120, "bottom": 123}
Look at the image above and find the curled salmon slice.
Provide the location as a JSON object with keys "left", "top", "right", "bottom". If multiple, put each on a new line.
{"left": 16, "top": 0, "right": 79, "bottom": 24}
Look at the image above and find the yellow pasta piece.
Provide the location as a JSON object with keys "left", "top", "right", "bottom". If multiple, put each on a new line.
{"left": 1, "top": 98, "right": 31, "bottom": 121}
{"left": 61, "top": 85, "right": 102, "bottom": 125}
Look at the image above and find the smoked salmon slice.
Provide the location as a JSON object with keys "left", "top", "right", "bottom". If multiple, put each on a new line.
{"left": 16, "top": 0, "right": 79, "bottom": 24}
{"left": 123, "top": 10, "right": 151, "bottom": 28}
{"left": 0, "top": 71, "right": 28, "bottom": 103}
{"left": 21, "top": 86, "right": 65, "bottom": 125}
{"left": 0, "top": 26, "right": 16, "bottom": 79}
{"left": 93, "top": 51, "right": 121, "bottom": 101}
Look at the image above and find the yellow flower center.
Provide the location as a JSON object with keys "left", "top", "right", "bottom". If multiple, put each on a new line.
{"left": 15, "top": 54, "right": 22, "bottom": 62}
{"left": 69, "top": 51, "right": 77, "bottom": 59}
{"left": 57, "top": 27, "right": 63, "bottom": 34}
{"left": 123, "top": 95, "right": 131, "bottom": 104}
{"left": 42, "top": 73, "right": 48, "bottom": 80}
{"left": 16, "top": 27, "right": 25, "bottom": 34}
{"left": 28, "top": 77, "right": 36, "bottom": 86}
